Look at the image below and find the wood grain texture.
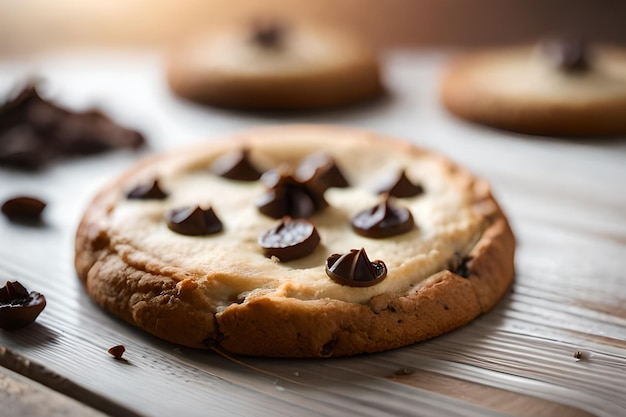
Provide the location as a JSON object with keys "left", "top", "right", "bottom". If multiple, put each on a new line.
{"left": 0, "top": 50, "right": 625, "bottom": 417}
{"left": 0, "top": 365, "right": 108, "bottom": 417}
{"left": 389, "top": 370, "right": 598, "bottom": 417}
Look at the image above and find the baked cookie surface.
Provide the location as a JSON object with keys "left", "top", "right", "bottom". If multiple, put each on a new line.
{"left": 440, "top": 41, "right": 626, "bottom": 136}
{"left": 75, "top": 125, "right": 515, "bottom": 357}
{"left": 166, "top": 21, "right": 383, "bottom": 110}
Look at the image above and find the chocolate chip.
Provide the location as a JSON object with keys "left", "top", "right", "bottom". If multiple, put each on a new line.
{"left": 107, "top": 345, "right": 126, "bottom": 360}
{"left": 126, "top": 179, "right": 168, "bottom": 200}
{"left": 0, "top": 82, "right": 145, "bottom": 171}
{"left": 251, "top": 19, "right": 286, "bottom": 48}
{"left": 211, "top": 149, "right": 262, "bottom": 181}
{"left": 259, "top": 217, "right": 320, "bottom": 261}
{"left": 295, "top": 152, "right": 349, "bottom": 191}
{"left": 325, "top": 248, "right": 387, "bottom": 287}
{"left": 393, "top": 368, "right": 414, "bottom": 376}
{"left": 541, "top": 37, "right": 589, "bottom": 72}
{"left": 376, "top": 169, "right": 424, "bottom": 198}
{"left": 351, "top": 197, "right": 415, "bottom": 238}
{"left": 166, "top": 205, "right": 223, "bottom": 236}
{"left": 256, "top": 167, "right": 327, "bottom": 219}
{"left": 1, "top": 196, "right": 47, "bottom": 223}
{"left": 0, "top": 281, "right": 46, "bottom": 330}
{"left": 454, "top": 256, "right": 473, "bottom": 278}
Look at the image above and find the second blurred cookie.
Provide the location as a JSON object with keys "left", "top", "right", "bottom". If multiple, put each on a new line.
{"left": 166, "top": 20, "right": 384, "bottom": 110}
{"left": 440, "top": 39, "right": 626, "bottom": 136}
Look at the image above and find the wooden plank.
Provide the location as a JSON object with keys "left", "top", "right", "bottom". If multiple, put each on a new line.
{"left": 388, "top": 370, "right": 598, "bottom": 417}
{"left": 0, "top": 346, "right": 145, "bottom": 417}
{"left": 0, "top": 365, "right": 108, "bottom": 417}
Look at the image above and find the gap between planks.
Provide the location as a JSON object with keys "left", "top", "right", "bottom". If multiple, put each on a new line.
{"left": 0, "top": 345, "right": 146, "bottom": 417}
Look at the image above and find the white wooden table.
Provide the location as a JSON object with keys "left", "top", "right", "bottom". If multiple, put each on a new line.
{"left": 1, "top": 49, "right": 625, "bottom": 417}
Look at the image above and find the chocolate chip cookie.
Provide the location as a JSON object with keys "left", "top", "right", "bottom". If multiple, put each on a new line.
{"left": 440, "top": 39, "right": 626, "bottom": 136}
{"left": 166, "top": 20, "right": 384, "bottom": 110}
{"left": 75, "top": 125, "right": 515, "bottom": 357}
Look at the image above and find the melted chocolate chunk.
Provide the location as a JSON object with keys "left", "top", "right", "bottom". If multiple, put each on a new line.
{"left": 259, "top": 217, "right": 320, "bottom": 261}
{"left": 325, "top": 248, "right": 387, "bottom": 287}
{"left": 295, "top": 152, "right": 349, "bottom": 191}
{"left": 251, "top": 20, "right": 286, "bottom": 48}
{"left": 256, "top": 167, "right": 327, "bottom": 219}
{"left": 0, "top": 281, "right": 46, "bottom": 330}
{"left": 166, "top": 206, "right": 223, "bottom": 236}
{"left": 211, "top": 149, "right": 262, "bottom": 181}
{"left": 351, "top": 198, "right": 415, "bottom": 238}
{"left": 541, "top": 37, "right": 589, "bottom": 72}
{"left": 377, "top": 169, "right": 424, "bottom": 198}
{"left": 0, "top": 82, "right": 144, "bottom": 171}
{"left": 126, "top": 179, "right": 168, "bottom": 200}
{"left": 454, "top": 256, "right": 473, "bottom": 278}
{"left": 1, "top": 196, "right": 46, "bottom": 223}
{"left": 450, "top": 253, "right": 472, "bottom": 278}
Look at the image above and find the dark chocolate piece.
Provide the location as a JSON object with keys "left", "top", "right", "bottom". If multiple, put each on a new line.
{"left": 0, "top": 82, "right": 144, "bottom": 171}
{"left": 256, "top": 167, "right": 327, "bottom": 219}
{"left": 351, "top": 198, "right": 415, "bottom": 238}
{"left": 251, "top": 20, "right": 286, "bottom": 48}
{"left": 541, "top": 37, "right": 589, "bottom": 72}
{"left": 295, "top": 152, "right": 349, "bottom": 191}
{"left": 107, "top": 345, "right": 126, "bottom": 360}
{"left": 166, "top": 205, "right": 223, "bottom": 236}
{"left": 126, "top": 179, "right": 168, "bottom": 200}
{"left": 325, "top": 248, "right": 387, "bottom": 287}
{"left": 1, "top": 196, "right": 46, "bottom": 223}
{"left": 454, "top": 256, "right": 473, "bottom": 278}
{"left": 211, "top": 149, "right": 262, "bottom": 181}
{"left": 0, "top": 281, "right": 46, "bottom": 330}
{"left": 376, "top": 169, "right": 424, "bottom": 198}
{"left": 259, "top": 217, "right": 320, "bottom": 261}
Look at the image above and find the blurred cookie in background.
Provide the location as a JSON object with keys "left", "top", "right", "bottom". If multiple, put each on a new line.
{"left": 439, "top": 38, "right": 626, "bottom": 136}
{"left": 166, "top": 18, "right": 384, "bottom": 110}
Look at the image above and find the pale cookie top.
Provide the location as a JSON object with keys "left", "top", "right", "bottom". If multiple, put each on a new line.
{"left": 108, "top": 127, "right": 487, "bottom": 311}
{"left": 460, "top": 45, "right": 626, "bottom": 102}
{"left": 174, "top": 22, "right": 375, "bottom": 78}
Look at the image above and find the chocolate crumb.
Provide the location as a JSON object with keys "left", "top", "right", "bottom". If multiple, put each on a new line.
{"left": 393, "top": 368, "right": 414, "bottom": 376}
{"left": 108, "top": 345, "right": 126, "bottom": 360}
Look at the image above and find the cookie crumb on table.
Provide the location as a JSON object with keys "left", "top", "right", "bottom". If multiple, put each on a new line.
{"left": 107, "top": 345, "right": 126, "bottom": 360}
